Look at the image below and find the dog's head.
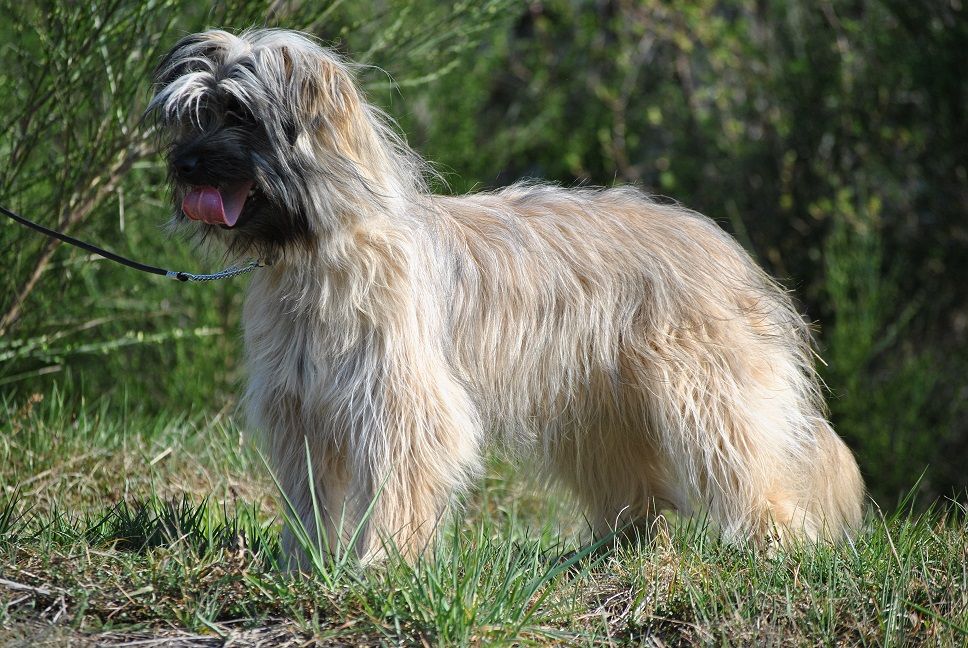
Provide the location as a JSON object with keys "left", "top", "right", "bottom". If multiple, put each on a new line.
{"left": 147, "top": 29, "right": 384, "bottom": 259}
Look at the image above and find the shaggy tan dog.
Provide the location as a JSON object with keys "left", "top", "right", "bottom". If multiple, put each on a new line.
{"left": 148, "top": 29, "right": 864, "bottom": 563}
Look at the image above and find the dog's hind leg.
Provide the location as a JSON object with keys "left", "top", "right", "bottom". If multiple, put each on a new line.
{"left": 552, "top": 421, "right": 674, "bottom": 542}
{"left": 628, "top": 324, "right": 863, "bottom": 544}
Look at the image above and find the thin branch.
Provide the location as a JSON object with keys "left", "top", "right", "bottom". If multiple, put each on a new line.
{"left": 0, "top": 139, "right": 152, "bottom": 336}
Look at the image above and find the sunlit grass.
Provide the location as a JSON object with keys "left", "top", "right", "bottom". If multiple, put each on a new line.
{"left": 2, "top": 396, "right": 966, "bottom": 645}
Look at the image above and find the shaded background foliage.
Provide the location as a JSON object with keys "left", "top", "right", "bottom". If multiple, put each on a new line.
{"left": 1, "top": 0, "right": 965, "bottom": 506}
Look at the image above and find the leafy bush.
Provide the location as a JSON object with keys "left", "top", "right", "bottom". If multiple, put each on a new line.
{"left": 1, "top": 0, "right": 964, "bottom": 505}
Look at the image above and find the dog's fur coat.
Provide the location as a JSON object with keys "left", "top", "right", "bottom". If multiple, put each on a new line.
{"left": 149, "top": 29, "right": 864, "bottom": 562}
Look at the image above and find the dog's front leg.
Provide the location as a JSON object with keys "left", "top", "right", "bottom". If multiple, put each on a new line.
{"left": 343, "top": 362, "right": 483, "bottom": 563}
{"left": 268, "top": 428, "right": 351, "bottom": 571}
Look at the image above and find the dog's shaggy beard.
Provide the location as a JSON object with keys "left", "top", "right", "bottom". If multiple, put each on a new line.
{"left": 149, "top": 28, "right": 865, "bottom": 566}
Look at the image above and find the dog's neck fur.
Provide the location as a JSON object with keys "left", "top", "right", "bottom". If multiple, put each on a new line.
{"left": 250, "top": 123, "right": 442, "bottom": 361}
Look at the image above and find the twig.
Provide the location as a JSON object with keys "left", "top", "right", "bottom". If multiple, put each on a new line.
{"left": 0, "top": 140, "right": 151, "bottom": 336}
{"left": 0, "top": 576, "right": 59, "bottom": 597}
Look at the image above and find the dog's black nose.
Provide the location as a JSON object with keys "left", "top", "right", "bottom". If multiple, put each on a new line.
{"left": 174, "top": 154, "right": 200, "bottom": 176}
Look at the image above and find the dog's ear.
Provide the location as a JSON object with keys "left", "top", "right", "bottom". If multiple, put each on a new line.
{"left": 153, "top": 33, "right": 206, "bottom": 89}
{"left": 267, "top": 38, "right": 362, "bottom": 140}
{"left": 153, "top": 31, "right": 232, "bottom": 90}
{"left": 148, "top": 30, "right": 239, "bottom": 129}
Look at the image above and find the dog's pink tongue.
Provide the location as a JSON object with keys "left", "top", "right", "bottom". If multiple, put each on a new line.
{"left": 182, "top": 186, "right": 224, "bottom": 225}
{"left": 182, "top": 182, "right": 252, "bottom": 227}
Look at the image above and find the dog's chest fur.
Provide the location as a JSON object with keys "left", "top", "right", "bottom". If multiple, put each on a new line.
{"left": 240, "top": 266, "right": 349, "bottom": 440}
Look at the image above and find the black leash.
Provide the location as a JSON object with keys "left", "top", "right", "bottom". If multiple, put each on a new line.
{"left": 1, "top": 203, "right": 265, "bottom": 282}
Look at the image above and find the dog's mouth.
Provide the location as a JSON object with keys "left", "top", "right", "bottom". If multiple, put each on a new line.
{"left": 181, "top": 181, "right": 255, "bottom": 228}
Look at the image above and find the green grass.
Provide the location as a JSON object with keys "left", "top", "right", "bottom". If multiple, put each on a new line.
{"left": 1, "top": 395, "right": 966, "bottom": 646}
